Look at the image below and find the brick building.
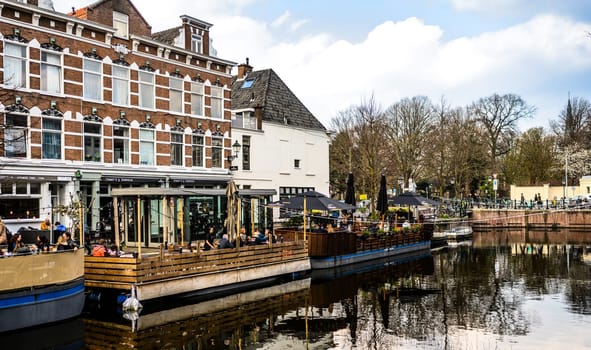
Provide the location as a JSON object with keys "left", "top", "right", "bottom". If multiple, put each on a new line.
{"left": 0, "top": 0, "right": 242, "bottom": 244}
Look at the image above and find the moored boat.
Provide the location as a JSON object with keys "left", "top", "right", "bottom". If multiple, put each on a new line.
{"left": 277, "top": 223, "right": 433, "bottom": 269}
{"left": 0, "top": 249, "right": 85, "bottom": 332}
{"left": 444, "top": 226, "right": 473, "bottom": 241}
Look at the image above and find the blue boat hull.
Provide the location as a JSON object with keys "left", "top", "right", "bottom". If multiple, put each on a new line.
{"left": 0, "top": 277, "right": 85, "bottom": 333}
{"left": 310, "top": 240, "right": 431, "bottom": 269}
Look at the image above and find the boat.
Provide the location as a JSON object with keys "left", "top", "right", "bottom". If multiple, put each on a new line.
{"left": 430, "top": 231, "right": 448, "bottom": 249}
{"left": 277, "top": 223, "right": 433, "bottom": 270}
{"left": 0, "top": 249, "right": 85, "bottom": 332}
{"left": 84, "top": 241, "right": 310, "bottom": 303}
{"left": 444, "top": 226, "right": 473, "bottom": 241}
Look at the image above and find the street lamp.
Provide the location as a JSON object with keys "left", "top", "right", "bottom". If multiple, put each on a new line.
{"left": 226, "top": 140, "right": 241, "bottom": 162}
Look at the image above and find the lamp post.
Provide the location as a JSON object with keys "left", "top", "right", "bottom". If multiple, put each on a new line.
{"left": 226, "top": 140, "right": 241, "bottom": 170}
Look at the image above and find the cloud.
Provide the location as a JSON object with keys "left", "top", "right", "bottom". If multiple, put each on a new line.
{"left": 451, "top": 0, "right": 527, "bottom": 13}
{"left": 50, "top": 1, "right": 591, "bottom": 132}
{"left": 272, "top": 11, "right": 291, "bottom": 28}
{"left": 290, "top": 19, "right": 309, "bottom": 31}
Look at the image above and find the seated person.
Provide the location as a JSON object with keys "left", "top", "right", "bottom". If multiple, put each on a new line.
{"left": 92, "top": 239, "right": 107, "bottom": 256}
{"left": 265, "top": 229, "right": 276, "bottom": 244}
{"left": 8, "top": 233, "right": 24, "bottom": 253}
{"left": 36, "top": 235, "right": 50, "bottom": 253}
{"left": 254, "top": 228, "right": 267, "bottom": 245}
{"left": 218, "top": 234, "right": 234, "bottom": 249}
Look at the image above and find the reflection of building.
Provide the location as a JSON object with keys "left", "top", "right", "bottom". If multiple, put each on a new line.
{"left": 0, "top": 0, "right": 239, "bottom": 237}
{"left": 230, "top": 60, "right": 330, "bottom": 220}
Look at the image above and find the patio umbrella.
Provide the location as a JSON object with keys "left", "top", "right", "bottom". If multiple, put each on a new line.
{"left": 225, "top": 180, "right": 239, "bottom": 242}
{"left": 390, "top": 191, "right": 440, "bottom": 207}
{"left": 281, "top": 190, "right": 356, "bottom": 212}
{"left": 376, "top": 175, "right": 388, "bottom": 215}
{"left": 344, "top": 173, "right": 356, "bottom": 212}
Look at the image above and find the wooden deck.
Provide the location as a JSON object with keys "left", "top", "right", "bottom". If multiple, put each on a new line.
{"left": 84, "top": 241, "right": 310, "bottom": 301}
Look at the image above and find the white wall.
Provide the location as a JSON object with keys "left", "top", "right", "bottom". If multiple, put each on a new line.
{"left": 232, "top": 122, "right": 330, "bottom": 199}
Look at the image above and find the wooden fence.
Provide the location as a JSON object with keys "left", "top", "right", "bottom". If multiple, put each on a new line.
{"left": 84, "top": 241, "right": 307, "bottom": 291}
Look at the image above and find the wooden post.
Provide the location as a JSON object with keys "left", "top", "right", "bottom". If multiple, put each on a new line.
{"left": 237, "top": 196, "right": 241, "bottom": 251}
{"left": 79, "top": 198, "right": 84, "bottom": 247}
{"left": 303, "top": 196, "right": 307, "bottom": 241}
{"left": 179, "top": 197, "right": 184, "bottom": 247}
{"left": 163, "top": 196, "right": 167, "bottom": 247}
{"left": 113, "top": 196, "right": 120, "bottom": 250}
{"left": 137, "top": 195, "right": 141, "bottom": 260}
{"left": 251, "top": 198, "right": 255, "bottom": 237}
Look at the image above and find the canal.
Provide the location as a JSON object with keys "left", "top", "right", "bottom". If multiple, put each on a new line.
{"left": 3, "top": 230, "right": 591, "bottom": 349}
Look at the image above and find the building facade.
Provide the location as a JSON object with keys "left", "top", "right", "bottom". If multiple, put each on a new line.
{"left": 230, "top": 60, "right": 330, "bottom": 220}
{"left": 0, "top": 0, "right": 239, "bottom": 243}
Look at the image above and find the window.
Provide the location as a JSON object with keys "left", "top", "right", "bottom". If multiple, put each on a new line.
{"left": 139, "top": 71, "right": 154, "bottom": 109}
{"left": 139, "top": 129, "right": 155, "bottom": 166}
{"left": 112, "top": 125, "right": 129, "bottom": 164}
{"left": 241, "top": 79, "right": 255, "bottom": 89}
{"left": 211, "top": 87, "right": 223, "bottom": 119}
{"left": 169, "top": 77, "right": 183, "bottom": 113}
{"left": 294, "top": 159, "right": 301, "bottom": 169}
{"left": 112, "top": 65, "right": 129, "bottom": 105}
{"left": 113, "top": 12, "right": 129, "bottom": 39}
{"left": 42, "top": 118, "right": 61, "bottom": 159}
{"left": 84, "top": 122, "right": 101, "bottom": 162}
{"left": 4, "top": 114, "right": 27, "bottom": 158}
{"left": 211, "top": 137, "right": 222, "bottom": 168}
{"left": 232, "top": 111, "right": 257, "bottom": 130}
{"left": 191, "top": 34, "right": 202, "bottom": 53}
{"left": 83, "top": 58, "right": 102, "bottom": 101}
{"left": 170, "top": 132, "right": 183, "bottom": 166}
{"left": 3, "top": 42, "right": 27, "bottom": 88}
{"left": 41, "top": 51, "right": 62, "bottom": 93}
{"left": 192, "top": 135, "right": 204, "bottom": 167}
{"left": 190, "top": 82, "right": 203, "bottom": 116}
{"left": 242, "top": 135, "right": 250, "bottom": 171}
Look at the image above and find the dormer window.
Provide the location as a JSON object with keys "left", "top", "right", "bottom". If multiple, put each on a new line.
{"left": 113, "top": 12, "right": 129, "bottom": 39}
{"left": 241, "top": 79, "right": 255, "bottom": 89}
{"left": 191, "top": 34, "right": 202, "bottom": 54}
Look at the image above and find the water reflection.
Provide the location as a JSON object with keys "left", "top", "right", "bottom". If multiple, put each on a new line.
{"left": 72, "top": 230, "right": 591, "bottom": 349}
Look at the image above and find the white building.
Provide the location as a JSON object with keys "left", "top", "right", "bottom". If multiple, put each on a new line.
{"left": 230, "top": 60, "right": 330, "bottom": 211}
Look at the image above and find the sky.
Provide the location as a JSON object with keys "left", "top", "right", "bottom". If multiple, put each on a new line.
{"left": 52, "top": 0, "right": 591, "bottom": 131}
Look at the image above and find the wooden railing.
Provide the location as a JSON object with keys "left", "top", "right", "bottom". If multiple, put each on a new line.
{"left": 84, "top": 241, "right": 307, "bottom": 289}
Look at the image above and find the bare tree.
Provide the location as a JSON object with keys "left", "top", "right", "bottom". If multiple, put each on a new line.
{"left": 329, "top": 95, "right": 388, "bottom": 214}
{"left": 384, "top": 96, "right": 435, "bottom": 189}
{"left": 550, "top": 96, "right": 591, "bottom": 148}
{"left": 469, "top": 93, "right": 535, "bottom": 173}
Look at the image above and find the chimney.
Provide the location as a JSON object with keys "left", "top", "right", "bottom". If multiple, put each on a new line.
{"left": 237, "top": 57, "right": 253, "bottom": 79}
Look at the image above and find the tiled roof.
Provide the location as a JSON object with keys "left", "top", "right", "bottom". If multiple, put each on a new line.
{"left": 152, "top": 26, "right": 181, "bottom": 45}
{"left": 231, "top": 69, "right": 326, "bottom": 131}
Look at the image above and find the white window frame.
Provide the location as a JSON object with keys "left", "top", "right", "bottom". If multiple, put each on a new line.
{"left": 169, "top": 76, "right": 183, "bottom": 113}
{"left": 4, "top": 113, "right": 28, "bottom": 158}
{"left": 41, "top": 117, "right": 62, "bottom": 159}
{"left": 112, "top": 65, "right": 129, "bottom": 106}
{"left": 84, "top": 122, "right": 102, "bottom": 162}
{"left": 192, "top": 135, "right": 204, "bottom": 167}
{"left": 211, "top": 137, "right": 223, "bottom": 168}
{"left": 3, "top": 41, "right": 27, "bottom": 88}
{"left": 190, "top": 82, "right": 203, "bottom": 116}
{"left": 170, "top": 131, "right": 184, "bottom": 166}
{"left": 210, "top": 87, "right": 223, "bottom": 119}
{"left": 112, "top": 125, "right": 129, "bottom": 164}
{"left": 139, "top": 129, "right": 155, "bottom": 166}
{"left": 83, "top": 57, "right": 102, "bottom": 101}
{"left": 40, "top": 50, "right": 62, "bottom": 94}
{"left": 191, "top": 34, "right": 203, "bottom": 53}
{"left": 113, "top": 12, "right": 129, "bottom": 39}
{"left": 139, "top": 70, "right": 155, "bottom": 109}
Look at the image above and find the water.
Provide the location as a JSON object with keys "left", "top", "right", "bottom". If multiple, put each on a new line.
{"left": 3, "top": 231, "right": 591, "bottom": 349}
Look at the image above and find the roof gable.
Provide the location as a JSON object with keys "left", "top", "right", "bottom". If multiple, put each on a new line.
{"left": 231, "top": 69, "right": 325, "bottom": 131}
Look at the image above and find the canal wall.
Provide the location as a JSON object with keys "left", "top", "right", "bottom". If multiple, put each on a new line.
{"left": 471, "top": 209, "right": 591, "bottom": 231}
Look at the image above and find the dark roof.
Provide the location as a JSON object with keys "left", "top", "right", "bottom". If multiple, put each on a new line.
{"left": 231, "top": 69, "right": 326, "bottom": 131}
{"left": 152, "top": 26, "right": 181, "bottom": 45}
